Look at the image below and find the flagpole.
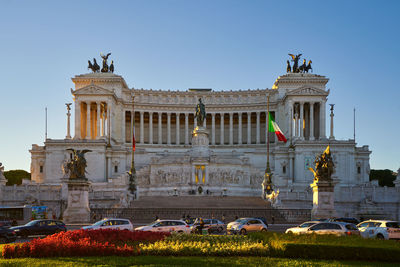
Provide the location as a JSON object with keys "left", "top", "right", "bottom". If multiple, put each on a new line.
{"left": 267, "top": 95, "right": 270, "bottom": 171}
{"left": 128, "top": 94, "right": 137, "bottom": 199}
{"left": 262, "top": 94, "right": 273, "bottom": 198}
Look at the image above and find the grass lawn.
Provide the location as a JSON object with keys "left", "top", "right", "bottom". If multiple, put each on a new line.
{"left": 0, "top": 256, "right": 397, "bottom": 267}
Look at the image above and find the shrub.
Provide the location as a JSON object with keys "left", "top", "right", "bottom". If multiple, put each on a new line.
{"left": 2, "top": 229, "right": 169, "bottom": 258}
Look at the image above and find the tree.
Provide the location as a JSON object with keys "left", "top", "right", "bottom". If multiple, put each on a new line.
{"left": 4, "top": 170, "right": 31, "bottom": 186}
{"left": 369, "top": 169, "right": 396, "bottom": 187}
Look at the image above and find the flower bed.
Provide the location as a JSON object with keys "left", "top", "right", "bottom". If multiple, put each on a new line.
{"left": 2, "top": 229, "right": 170, "bottom": 258}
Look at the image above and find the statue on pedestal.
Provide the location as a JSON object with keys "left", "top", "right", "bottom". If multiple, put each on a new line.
{"left": 63, "top": 149, "right": 92, "bottom": 179}
{"left": 309, "top": 146, "right": 335, "bottom": 182}
{"left": 309, "top": 146, "right": 337, "bottom": 219}
{"left": 195, "top": 98, "right": 206, "bottom": 127}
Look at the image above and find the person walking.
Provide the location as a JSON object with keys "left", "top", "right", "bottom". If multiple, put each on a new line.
{"left": 198, "top": 218, "right": 205, "bottom": 234}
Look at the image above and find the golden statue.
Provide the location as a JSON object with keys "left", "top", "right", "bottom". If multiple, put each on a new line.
{"left": 309, "top": 146, "right": 335, "bottom": 182}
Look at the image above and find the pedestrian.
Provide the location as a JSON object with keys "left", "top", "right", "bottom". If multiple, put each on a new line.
{"left": 271, "top": 215, "right": 275, "bottom": 225}
{"left": 155, "top": 215, "right": 159, "bottom": 221}
{"left": 198, "top": 218, "right": 205, "bottom": 234}
{"left": 222, "top": 214, "right": 225, "bottom": 224}
{"left": 235, "top": 215, "right": 238, "bottom": 220}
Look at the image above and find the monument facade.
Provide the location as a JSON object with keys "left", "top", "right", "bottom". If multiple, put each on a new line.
{"left": 1, "top": 54, "right": 399, "bottom": 220}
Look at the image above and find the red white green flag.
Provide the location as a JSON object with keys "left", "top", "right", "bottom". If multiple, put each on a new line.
{"left": 268, "top": 112, "right": 287, "bottom": 143}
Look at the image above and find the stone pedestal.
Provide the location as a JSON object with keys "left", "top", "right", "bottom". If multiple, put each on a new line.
{"left": 310, "top": 179, "right": 338, "bottom": 219}
{"left": 191, "top": 126, "right": 210, "bottom": 158}
{"left": 62, "top": 178, "right": 91, "bottom": 223}
{"left": 191, "top": 126, "right": 210, "bottom": 193}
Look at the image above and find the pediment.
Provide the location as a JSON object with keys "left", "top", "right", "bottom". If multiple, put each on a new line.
{"left": 72, "top": 84, "right": 114, "bottom": 96}
{"left": 287, "top": 86, "right": 329, "bottom": 96}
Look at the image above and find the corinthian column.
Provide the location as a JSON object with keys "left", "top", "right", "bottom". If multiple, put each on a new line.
{"left": 149, "top": 112, "right": 153, "bottom": 144}
{"left": 185, "top": 113, "right": 189, "bottom": 145}
{"left": 73, "top": 101, "right": 80, "bottom": 139}
{"left": 220, "top": 113, "right": 224, "bottom": 145}
{"left": 229, "top": 112, "right": 233, "bottom": 145}
{"left": 140, "top": 111, "right": 144, "bottom": 144}
{"left": 158, "top": 112, "right": 162, "bottom": 144}
{"left": 247, "top": 112, "right": 251, "bottom": 144}
{"left": 309, "top": 102, "right": 314, "bottom": 140}
{"left": 96, "top": 102, "right": 101, "bottom": 139}
{"left": 211, "top": 113, "right": 215, "bottom": 145}
{"left": 176, "top": 113, "right": 180, "bottom": 145}
{"left": 300, "top": 102, "right": 304, "bottom": 140}
{"left": 238, "top": 112, "right": 242, "bottom": 145}
{"left": 167, "top": 112, "right": 171, "bottom": 145}
{"left": 86, "top": 102, "right": 91, "bottom": 139}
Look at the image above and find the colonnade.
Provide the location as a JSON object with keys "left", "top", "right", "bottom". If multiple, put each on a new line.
{"left": 124, "top": 111, "right": 275, "bottom": 146}
{"left": 74, "top": 101, "right": 110, "bottom": 140}
{"left": 290, "top": 101, "right": 326, "bottom": 140}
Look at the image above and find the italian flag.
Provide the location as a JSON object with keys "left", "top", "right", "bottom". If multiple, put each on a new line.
{"left": 268, "top": 112, "right": 287, "bottom": 143}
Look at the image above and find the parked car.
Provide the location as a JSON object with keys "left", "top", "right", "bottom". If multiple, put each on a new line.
{"left": 226, "top": 218, "right": 268, "bottom": 235}
{"left": 135, "top": 220, "right": 190, "bottom": 233}
{"left": 306, "top": 222, "right": 360, "bottom": 236}
{"left": 190, "top": 218, "right": 225, "bottom": 234}
{"left": 285, "top": 221, "right": 320, "bottom": 234}
{"left": 82, "top": 218, "right": 133, "bottom": 231}
{"left": 330, "top": 217, "right": 360, "bottom": 225}
{"left": 10, "top": 220, "right": 66, "bottom": 237}
{"left": 357, "top": 220, "right": 400, "bottom": 240}
{"left": 0, "top": 226, "right": 17, "bottom": 243}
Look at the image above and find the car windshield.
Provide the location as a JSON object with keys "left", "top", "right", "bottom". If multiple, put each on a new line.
{"left": 25, "top": 221, "right": 38, "bottom": 226}
{"left": 235, "top": 219, "right": 248, "bottom": 224}
{"left": 147, "top": 221, "right": 160, "bottom": 226}
{"left": 299, "top": 222, "right": 316, "bottom": 228}
{"left": 92, "top": 219, "right": 107, "bottom": 226}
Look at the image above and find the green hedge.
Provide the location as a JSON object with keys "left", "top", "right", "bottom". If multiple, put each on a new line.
{"left": 270, "top": 243, "right": 400, "bottom": 262}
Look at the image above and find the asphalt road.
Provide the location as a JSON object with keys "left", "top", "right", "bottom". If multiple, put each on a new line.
{"left": 7, "top": 223, "right": 296, "bottom": 244}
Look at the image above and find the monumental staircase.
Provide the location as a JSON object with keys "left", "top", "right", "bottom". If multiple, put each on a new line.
{"left": 91, "top": 196, "right": 310, "bottom": 224}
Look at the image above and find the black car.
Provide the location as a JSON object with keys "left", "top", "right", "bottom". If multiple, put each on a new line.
{"left": 10, "top": 220, "right": 66, "bottom": 237}
{"left": 0, "top": 226, "right": 17, "bottom": 243}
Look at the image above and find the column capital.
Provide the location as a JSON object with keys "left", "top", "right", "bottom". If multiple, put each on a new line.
{"left": 149, "top": 111, "right": 153, "bottom": 115}
{"left": 247, "top": 111, "right": 251, "bottom": 115}
{"left": 256, "top": 111, "right": 260, "bottom": 115}
{"left": 211, "top": 113, "right": 216, "bottom": 117}
{"left": 140, "top": 111, "right": 144, "bottom": 115}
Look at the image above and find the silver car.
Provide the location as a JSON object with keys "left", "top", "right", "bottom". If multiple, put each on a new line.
{"left": 306, "top": 222, "right": 360, "bottom": 236}
{"left": 227, "top": 218, "right": 268, "bottom": 235}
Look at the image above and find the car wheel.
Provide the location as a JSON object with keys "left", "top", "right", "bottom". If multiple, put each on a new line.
{"left": 0, "top": 237, "right": 7, "bottom": 244}
{"left": 261, "top": 228, "right": 267, "bottom": 232}
{"left": 218, "top": 227, "right": 223, "bottom": 233}
{"left": 376, "top": 234, "right": 385, "bottom": 240}
{"left": 240, "top": 229, "right": 247, "bottom": 235}
{"left": 287, "top": 231, "right": 293, "bottom": 234}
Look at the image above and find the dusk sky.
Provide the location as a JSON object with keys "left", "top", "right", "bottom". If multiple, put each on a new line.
{"left": 0, "top": 0, "right": 399, "bottom": 172}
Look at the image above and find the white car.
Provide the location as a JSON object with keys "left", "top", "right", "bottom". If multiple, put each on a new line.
{"left": 227, "top": 218, "right": 268, "bottom": 235}
{"left": 285, "top": 221, "right": 319, "bottom": 234}
{"left": 135, "top": 220, "right": 190, "bottom": 234}
{"left": 82, "top": 218, "right": 133, "bottom": 231}
{"left": 305, "top": 222, "right": 360, "bottom": 236}
{"left": 357, "top": 220, "right": 400, "bottom": 240}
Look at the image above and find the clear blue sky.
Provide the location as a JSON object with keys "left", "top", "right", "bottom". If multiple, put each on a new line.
{"left": 0, "top": 0, "right": 399, "bottom": 172}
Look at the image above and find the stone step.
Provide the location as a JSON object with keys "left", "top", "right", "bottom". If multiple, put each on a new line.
{"left": 131, "top": 196, "right": 271, "bottom": 209}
